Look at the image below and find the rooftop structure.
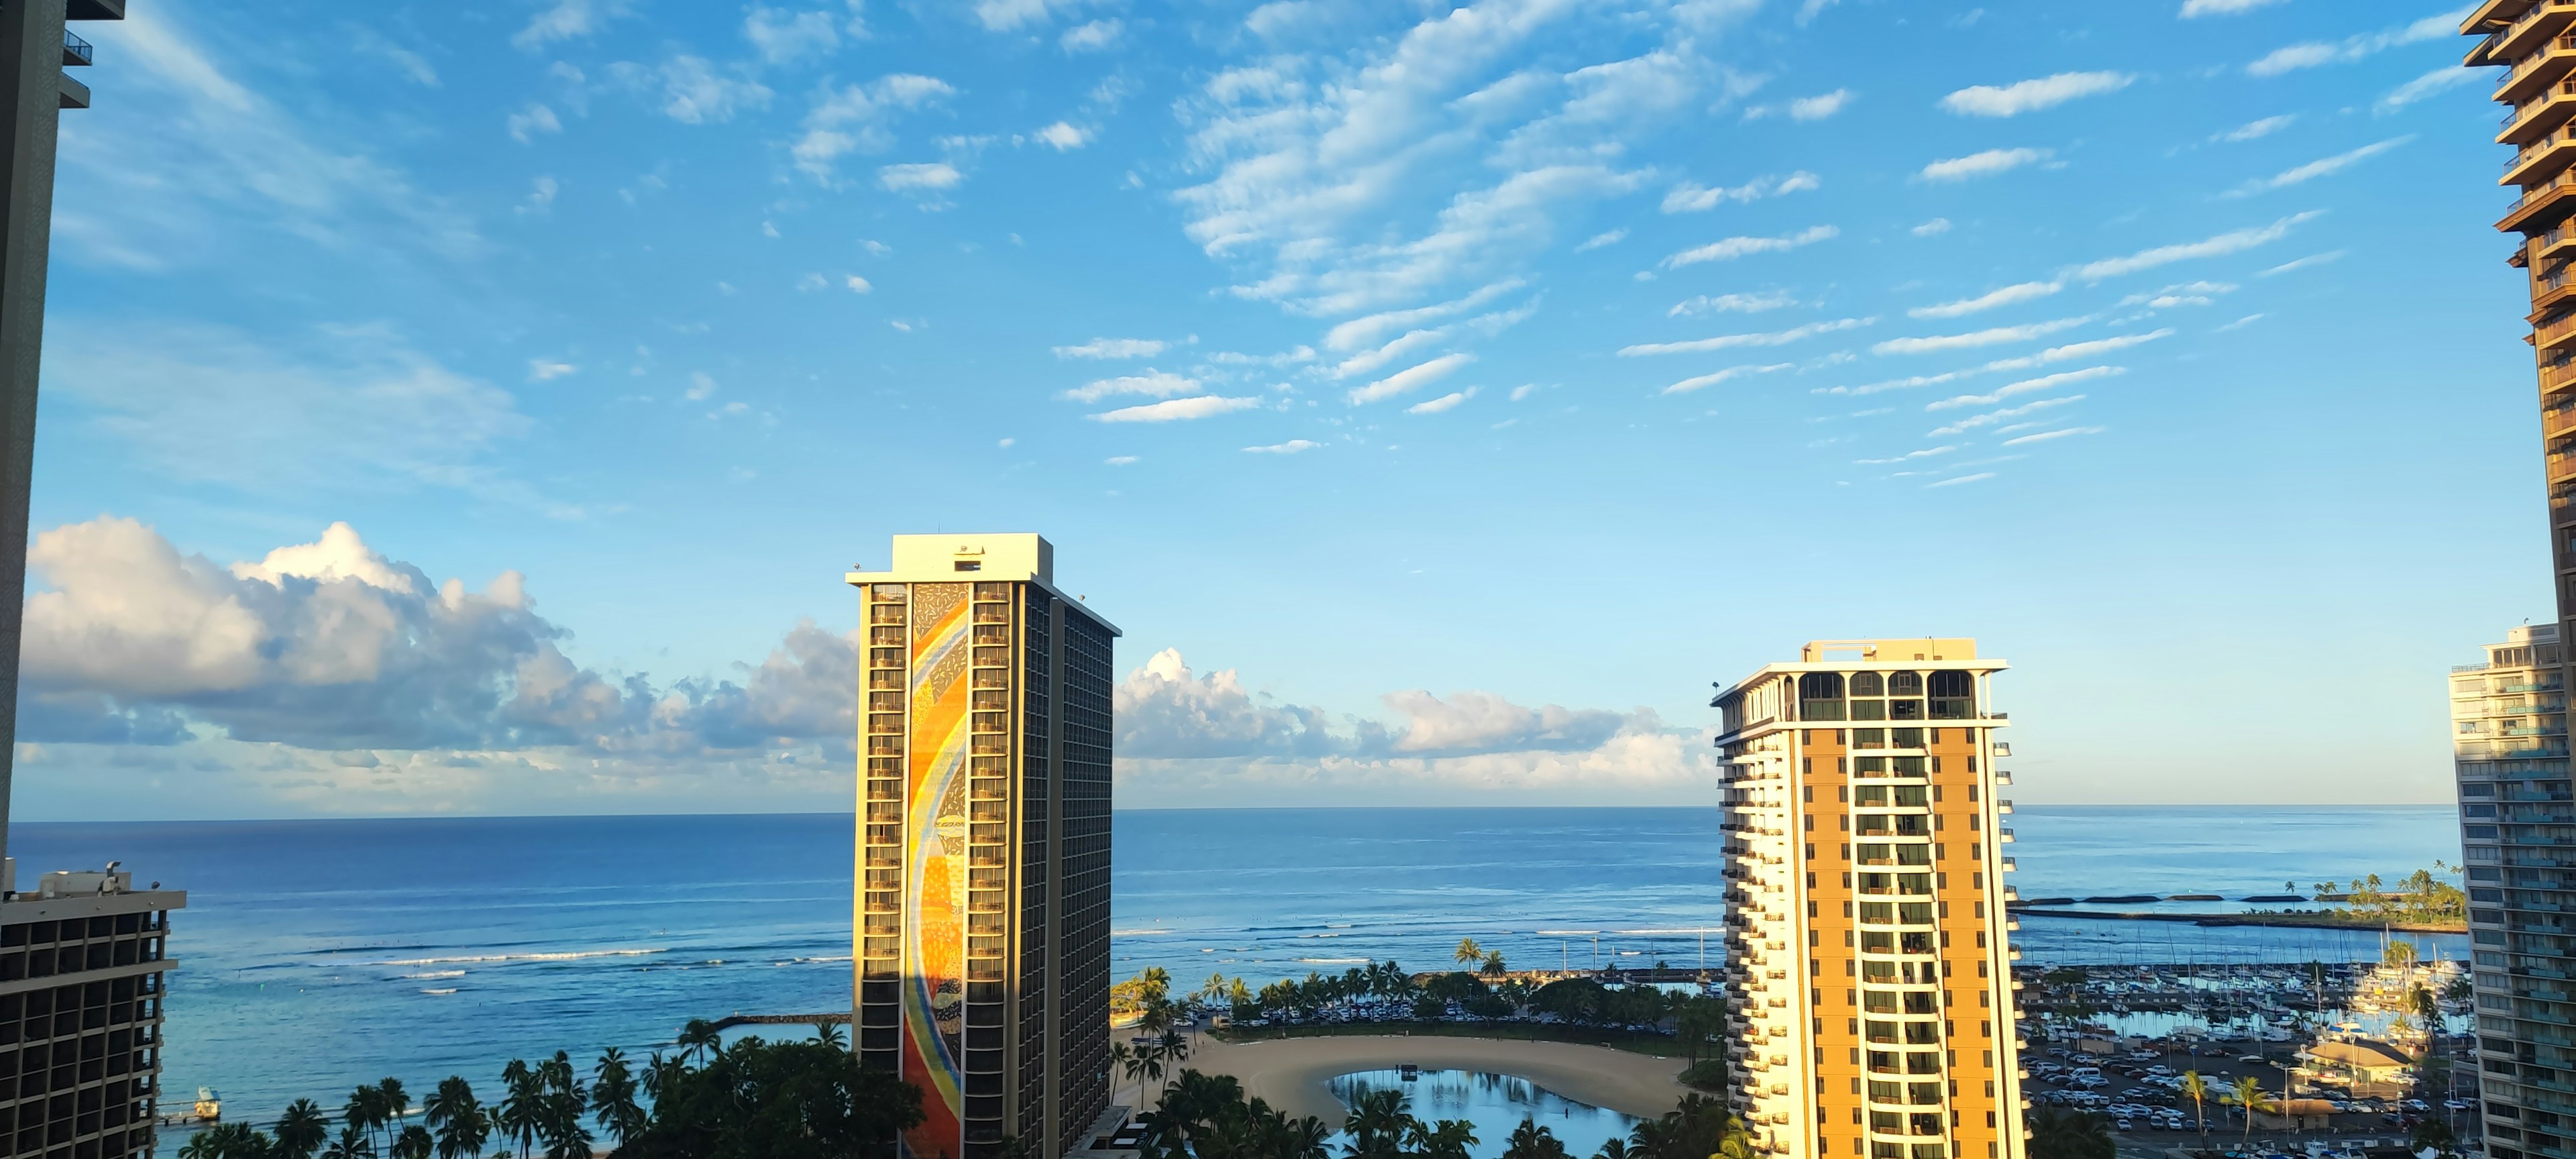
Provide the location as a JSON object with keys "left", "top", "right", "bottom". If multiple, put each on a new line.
{"left": 1711, "top": 639, "right": 2028, "bottom": 1159}
{"left": 845, "top": 535, "right": 1118, "bottom": 1159}
{"left": 0, "top": 861, "right": 183, "bottom": 1159}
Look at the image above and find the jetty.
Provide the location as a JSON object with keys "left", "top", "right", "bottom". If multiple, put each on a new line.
{"left": 700, "top": 1011, "right": 851, "bottom": 1034}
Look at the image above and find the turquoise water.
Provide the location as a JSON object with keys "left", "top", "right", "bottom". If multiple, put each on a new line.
{"left": 1324, "top": 1069, "right": 1640, "bottom": 1159}
{"left": 0, "top": 804, "right": 2464, "bottom": 1138}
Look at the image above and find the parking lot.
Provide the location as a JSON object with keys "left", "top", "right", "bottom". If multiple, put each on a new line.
{"left": 2023, "top": 1040, "right": 2476, "bottom": 1156}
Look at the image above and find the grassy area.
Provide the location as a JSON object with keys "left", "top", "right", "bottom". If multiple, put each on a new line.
{"left": 1208, "top": 1019, "right": 1701, "bottom": 1060}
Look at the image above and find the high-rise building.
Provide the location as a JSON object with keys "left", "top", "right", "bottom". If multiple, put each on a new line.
{"left": 2448, "top": 624, "right": 2570, "bottom": 1159}
{"left": 1709, "top": 639, "right": 2027, "bottom": 1159}
{"left": 845, "top": 535, "right": 1116, "bottom": 1159}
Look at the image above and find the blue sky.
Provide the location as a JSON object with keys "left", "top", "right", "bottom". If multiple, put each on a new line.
{"left": 11, "top": 0, "right": 2538, "bottom": 817}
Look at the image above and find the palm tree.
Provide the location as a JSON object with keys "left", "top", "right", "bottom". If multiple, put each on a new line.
{"left": 1408, "top": 1118, "right": 1478, "bottom": 1159}
{"left": 180, "top": 1123, "right": 270, "bottom": 1159}
{"left": 1108, "top": 1042, "right": 1133, "bottom": 1106}
{"left": 422, "top": 1077, "right": 487, "bottom": 1159}
{"left": 811, "top": 1019, "right": 847, "bottom": 1049}
{"left": 498, "top": 1061, "right": 544, "bottom": 1159}
{"left": 389, "top": 1126, "right": 432, "bottom": 1159}
{"left": 322, "top": 1123, "right": 377, "bottom": 1159}
{"left": 2027, "top": 1108, "right": 2112, "bottom": 1159}
{"left": 344, "top": 1086, "right": 390, "bottom": 1154}
{"left": 1454, "top": 938, "right": 1483, "bottom": 967}
{"left": 378, "top": 1079, "right": 410, "bottom": 1146}
{"left": 1482, "top": 950, "right": 1507, "bottom": 977}
{"left": 676, "top": 1018, "right": 721, "bottom": 1066}
{"left": 2179, "top": 1070, "right": 2212, "bottom": 1149}
{"left": 1593, "top": 1141, "right": 1631, "bottom": 1159}
{"left": 2229, "top": 1075, "right": 2276, "bottom": 1152}
{"left": 274, "top": 1099, "right": 330, "bottom": 1159}
{"left": 1505, "top": 1117, "right": 1568, "bottom": 1159}
{"left": 1343, "top": 1089, "right": 1411, "bottom": 1158}
{"left": 592, "top": 1047, "right": 647, "bottom": 1150}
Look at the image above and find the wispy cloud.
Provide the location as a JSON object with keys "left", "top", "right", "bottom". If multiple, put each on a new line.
{"left": 1909, "top": 281, "right": 2062, "bottom": 320}
{"left": 1858, "top": 445, "right": 1957, "bottom": 465}
{"left": 2216, "top": 115, "right": 2295, "bottom": 142}
{"left": 1575, "top": 229, "right": 1627, "bottom": 252}
{"left": 1661, "top": 172, "right": 1821, "bottom": 213}
{"left": 1619, "top": 317, "right": 1873, "bottom": 356}
{"left": 2247, "top": 9, "right": 2464, "bottom": 76}
{"left": 1243, "top": 440, "right": 1322, "bottom": 454}
{"left": 1928, "top": 472, "right": 1996, "bottom": 488}
{"left": 1661, "top": 225, "right": 1838, "bottom": 268}
{"left": 1928, "top": 366, "right": 2124, "bottom": 410}
{"left": 1324, "top": 281, "right": 1523, "bottom": 353}
{"left": 2002, "top": 425, "right": 2106, "bottom": 445}
{"left": 1063, "top": 370, "right": 1201, "bottom": 403}
{"left": 1917, "top": 148, "right": 2051, "bottom": 182}
{"left": 1032, "top": 121, "right": 1091, "bottom": 150}
{"left": 2224, "top": 137, "right": 2410, "bottom": 197}
{"left": 1060, "top": 18, "right": 1122, "bottom": 52}
{"left": 1089, "top": 396, "right": 1264, "bottom": 423}
{"left": 1055, "top": 338, "right": 1169, "bottom": 360}
{"left": 528, "top": 360, "right": 577, "bottom": 383}
{"left": 1790, "top": 89, "right": 1854, "bottom": 120}
{"left": 2117, "top": 282, "right": 2233, "bottom": 309}
{"left": 1349, "top": 353, "right": 1473, "bottom": 405}
{"left": 1927, "top": 394, "right": 2084, "bottom": 437}
{"left": 2071, "top": 211, "right": 2320, "bottom": 280}
{"left": 2379, "top": 67, "right": 2483, "bottom": 112}
{"left": 2260, "top": 250, "right": 2344, "bottom": 276}
{"left": 1988, "top": 329, "right": 2175, "bottom": 368}
{"left": 1913, "top": 218, "right": 1953, "bottom": 237}
{"left": 1669, "top": 290, "right": 1799, "bottom": 318}
{"left": 2218, "top": 313, "right": 2267, "bottom": 331}
{"left": 1407, "top": 387, "right": 1479, "bottom": 414}
{"left": 2183, "top": 0, "right": 2286, "bottom": 15}
{"left": 1939, "top": 72, "right": 2133, "bottom": 117}
{"left": 879, "top": 162, "right": 963, "bottom": 194}
{"left": 1662, "top": 364, "right": 1794, "bottom": 395}
{"left": 1875, "top": 317, "right": 2088, "bottom": 355}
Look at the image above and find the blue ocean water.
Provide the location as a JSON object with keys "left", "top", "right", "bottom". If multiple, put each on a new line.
{"left": 1, "top": 805, "right": 2463, "bottom": 1137}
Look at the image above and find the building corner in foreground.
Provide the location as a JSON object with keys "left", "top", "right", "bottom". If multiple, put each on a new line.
{"left": 0, "top": 860, "right": 185, "bottom": 1158}
{"left": 847, "top": 535, "right": 1118, "bottom": 1159}
{"left": 1710, "top": 639, "right": 2028, "bottom": 1159}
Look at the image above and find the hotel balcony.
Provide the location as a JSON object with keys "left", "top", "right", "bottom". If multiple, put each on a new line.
{"left": 2517, "top": 124, "right": 2576, "bottom": 189}
{"left": 2505, "top": 76, "right": 2576, "bottom": 147}
{"left": 2501, "top": 1, "right": 2576, "bottom": 63}
{"left": 2470, "top": 0, "right": 2539, "bottom": 38}
{"left": 2506, "top": 33, "right": 2576, "bottom": 104}
{"left": 2506, "top": 168, "right": 2576, "bottom": 232}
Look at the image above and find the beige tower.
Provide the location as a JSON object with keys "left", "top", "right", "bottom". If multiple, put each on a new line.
{"left": 1709, "top": 640, "right": 2027, "bottom": 1159}
{"left": 845, "top": 535, "right": 1118, "bottom": 1159}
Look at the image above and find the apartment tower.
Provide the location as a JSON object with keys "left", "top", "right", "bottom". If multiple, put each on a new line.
{"left": 1710, "top": 640, "right": 2026, "bottom": 1159}
{"left": 2447, "top": 624, "right": 2570, "bottom": 1159}
{"left": 2462, "top": 3, "right": 2576, "bottom": 1154}
{"left": 845, "top": 535, "right": 1116, "bottom": 1159}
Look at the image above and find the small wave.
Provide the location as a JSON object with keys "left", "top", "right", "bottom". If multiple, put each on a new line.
{"left": 400, "top": 971, "right": 466, "bottom": 980}
{"left": 419, "top": 988, "right": 460, "bottom": 995}
{"left": 1297, "top": 958, "right": 1373, "bottom": 964}
{"left": 379, "top": 948, "right": 667, "bottom": 966}
{"left": 1112, "top": 929, "right": 1175, "bottom": 936}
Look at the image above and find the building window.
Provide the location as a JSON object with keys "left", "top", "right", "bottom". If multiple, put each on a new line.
{"left": 955, "top": 560, "right": 982, "bottom": 571}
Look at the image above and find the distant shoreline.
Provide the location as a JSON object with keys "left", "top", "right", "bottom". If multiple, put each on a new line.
{"left": 2016, "top": 908, "right": 2466, "bottom": 934}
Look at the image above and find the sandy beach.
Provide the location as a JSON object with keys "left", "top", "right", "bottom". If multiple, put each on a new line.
{"left": 1145, "top": 1034, "right": 1696, "bottom": 1124}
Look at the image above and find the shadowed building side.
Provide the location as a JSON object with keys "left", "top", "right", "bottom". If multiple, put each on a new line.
{"left": 847, "top": 535, "right": 1116, "bottom": 1159}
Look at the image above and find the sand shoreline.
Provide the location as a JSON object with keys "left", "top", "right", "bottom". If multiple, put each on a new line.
{"left": 1141, "top": 1034, "right": 1695, "bottom": 1124}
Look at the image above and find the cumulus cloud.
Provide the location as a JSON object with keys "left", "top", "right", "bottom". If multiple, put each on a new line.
{"left": 1032, "top": 121, "right": 1090, "bottom": 150}
{"left": 17, "top": 518, "right": 857, "bottom": 756}
{"left": 879, "top": 162, "right": 963, "bottom": 194}
{"left": 515, "top": 0, "right": 629, "bottom": 50}
{"left": 744, "top": 5, "right": 842, "bottom": 64}
{"left": 1939, "top": 72, "right": 2132, "bottom": 117}
{"left": 792, "top": 74, "right": 955, "bottom": 180}
{"left": 1917, "top": 148, "right": 2049, "bottom": 182}
{"left": 608, "top": 56, "right": 773, "bottom": 125}
{"left": 1913, "top": 218, "right": 1952, "bottom": 237}
{"left": 1060, "top": 18, "right": 1121, "bottom": 51}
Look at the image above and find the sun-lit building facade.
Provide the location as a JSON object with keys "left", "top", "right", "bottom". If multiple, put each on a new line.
{"left": 846, "top": 535, "right": 1116, "bottom": 1159}
{"left": 1711, "top": 639, "right": 2027, "bottom": 1159}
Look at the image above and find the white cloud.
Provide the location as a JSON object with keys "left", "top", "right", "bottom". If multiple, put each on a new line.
{"left": 1661, "top": 171, "right": 1821, "bottom": 213}
{"left": 2225, "top": 137, "right": 2410, "bottom": 197}
{"left": 686, "top": 372, "right": 718, "bottom": 400}
{"left": 1105, "top": 455, "right": 1138, "bottom": 465}
{"left": 2249, "top": 10, "right": 2463, "bottom": 76}
{"left": 2217, "top": 114, "right": 2296, "bottom": 142}
{"left": 1061, "top": 370, "right": 1202, "bottom": 403}
{"left": 1928, "top": 366, "right": 2124, "bottom": 410}
{"left": 1090, "top": 395, "right": 1263, "bottom": 423}
{"left": 974, "top": 0, "right": 1078, "bottom": 32}
{"left": 2218, "top": 313, "right": 2267, "bottom": 331}
{"left": 2379, "top": 67, "right": 2482, "bottom": 111}
{"left": 1913, "top": 217, "right": 1953, "bottom": 237}
{"left": 1661, "top": 363, "right": 1792, "bottom": 395}
{"left": 2260, "top": 250, "right": 2343, "bottom": 276}
{"left": 1668, "top": 290, "right": 1798, "bottom": 318}
{"left": 507, "top": 103, "right": 561, "bottom": 144}
{"left": 1874, "top": 317, "right": 2088, "bottom": 355}
{"left": 2072, "top": 211, "right": 2319, "bottom": 280}
{"left": 1917, "top": 148, "right": 2050, "bottom": 182}
{"left": 1323, "top": 280, "right": 1523, "bottom": 353}
{"left": 1939, "top": 71, "right": 2133, "bottom": 117}
{"left": 1055, "top": 338, "right": 1168, "bottom": 360}
{"left": 792, "top": 74, "right": 955, "bottom": 180}
{"left": 1618, "top": 317, "right": 1872, "bottom": 356}
{"left": 1661, "top": 224, "right": 1838, "bottom": 268}
{"left": 845, "top": 275, "right": 871, "bottom": 292}
{"left": 519, "top": 176, "right": 559, "bottom": 215}
{"left": 1349, "top": 353, "right": 1473, "bottom": 405}
{"left": 1033, "top": 121, "right": 1091, "bottom": 150}
{"left": 1999, "top": 329, "right": 2174, "bottom": 366}
{"left": 1332, "top": 329, "right": 1450, "bottom": 380}
{"left": 1927, "top": 472, "right": 1995, "bottom": 488}
{"left": 2182, "top": 0, "right": 2286, "bottom": 14}
{"left": 1909, "top": 281, "right": 2061, "bottom": 320}
{"left": 744, "top": 6, "right": 841, "bottom": 65}
{"left": 527, "top": 360, "right": 576, "bottom": 382}
{"left": 879, "top": 162, "right": 963, "bottom": 194}
{"left": 515, "top": 0, "right": 629, "bottom": 50}
{"left": 1575, "top": 229, "right": 1627, "bottom": 252}
{"left": 1243, "top": 440, "right": 1322, "bottom": 454}
{"left": 1791, "top": 89, "right": 1854, "bottom": 120}
{"left": 610, "top": 56, "right": 773, "bottom": 125}
{"left": 1927, "top": 394, "right": 2084, "bottom": 437}
{"left": 2002, "top": 425, "right": 2105, "bottom": 445}
{"left": 1857, "top": 445, "right": 1957, "bottom": 465}
{"left": 1407, "top": 387, "right": 1479, "bottom": 414}
{"left": 1060, "top": 18, "right": 1122, "bottom": 52}
{"left": 2117, "top": 280, "right": 2233, "bottom": 309}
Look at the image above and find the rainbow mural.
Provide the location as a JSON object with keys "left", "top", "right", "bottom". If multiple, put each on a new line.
{"left": 903, "top": 583, "right": 973, "bottom": 1159}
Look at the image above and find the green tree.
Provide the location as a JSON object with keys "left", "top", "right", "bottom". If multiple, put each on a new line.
{"left": 2413, "top": 1117, "right": 2461, "bottom": 1159}
{"left": 2385, "top": 940, "right": 2418, "bottom": 969}
{"left": 2025, "top": 1108, "right": 2113, "bottom": 1159}
{"left": 498, "top": 1060, "right": 543, "bottom": 1159}
{"left": 675, "top": 1019, "right": 721, "bottom": 1066}
{"left": 810, "top": 1020, "right": 847, "bottom": 1050}
{"left": 1454, "top": 938, "right": 1483, "bottom": 967}
{"left": 181, "top": 1123, "right": 276, "bottom": 1159}
{"left": 592, "top": 1048, "right": 648, "bottom": 1151}
{"left": 616, "top": 1035, "right": 925, "bottom": 1158}
{"left": 343, "top": 1086, "right": 390, "bottom": 1156}
{"left": 1504, "top": 1118, "right": 1570, "bottom": 1159}
{"left": 2228, "top": 1075, "right": 2277, "bottom": 1152}
{"left": 321, "top": 1123, "right": 376, "bottom": 1159}
{"left": 2179, "top": 1070, "right": 2212, "bottom": 1149}
{"left": 1481, "top": 950, "right": 1507, "bottom": 977}
{"left": 421, "top": 1078, "right": 486, "bottom": 1159}
{"left": 377, "top": 1080, "right": 409, "bottom": 1148}
{"left": 388, "top": 1127, "right": 431, "bottom": 1159}
{"left": 1407, "top": 1118, "right": 1478, "bottom": 1159}
{"left": 274, "top": 1099, "right": 330, "bottom": 1159}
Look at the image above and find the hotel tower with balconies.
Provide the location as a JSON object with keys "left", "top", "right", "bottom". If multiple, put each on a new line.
{"left": 1710, "top": 640, "right": 2027, "bottom": 1159}
{"left": 2447, "top": 623, "right": 2571, "bottom": 1159}
{"left": 845, "top": 535, "right": 1117, "bottom": 1159}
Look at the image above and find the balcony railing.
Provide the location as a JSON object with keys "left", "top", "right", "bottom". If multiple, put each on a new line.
{"left": 60, "top": 30, "right": 88, "bottom": 67}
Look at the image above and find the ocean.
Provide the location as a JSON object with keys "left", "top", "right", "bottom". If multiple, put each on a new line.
{"left": 3, "top": 805, "right": 2464, "bottom": 1135}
